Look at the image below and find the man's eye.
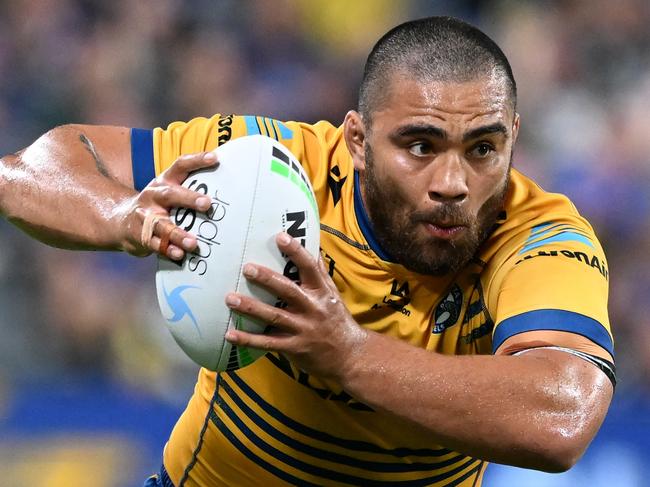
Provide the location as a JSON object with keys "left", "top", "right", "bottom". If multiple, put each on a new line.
{"left": 408, "top": 142, "right": 432, "bottom": 156}
{"left": 469, "top": 142, "right": 495, "bottom": 158}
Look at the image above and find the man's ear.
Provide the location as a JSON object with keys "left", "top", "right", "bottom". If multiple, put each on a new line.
{"left": 512, "top": 112, "right": 520, "bottom": 145}
{"left": 343, "top": 111, "right": 367, "bottom": 171}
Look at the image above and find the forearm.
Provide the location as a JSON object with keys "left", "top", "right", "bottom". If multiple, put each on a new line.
{"left": 0, "top": 125, "right": 136, "bottom": 251}
{"left": 339, "top": 332, "right": 612, "bottom": 471}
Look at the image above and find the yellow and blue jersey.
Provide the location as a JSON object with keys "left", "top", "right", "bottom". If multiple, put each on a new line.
{"left": 131, "top": 114, "right": 613, "bottom": 486}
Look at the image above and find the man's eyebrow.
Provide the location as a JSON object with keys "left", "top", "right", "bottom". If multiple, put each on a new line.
{"left": 393, "top": 124, "right": 447, "bottom": 139}
{"left": 462, "top": 122, "right": 508, "bottom": 142}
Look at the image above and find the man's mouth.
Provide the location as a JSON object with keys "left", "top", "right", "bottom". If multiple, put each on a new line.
{"left": 422, "top": 222, "right": 467, "bottom": 239}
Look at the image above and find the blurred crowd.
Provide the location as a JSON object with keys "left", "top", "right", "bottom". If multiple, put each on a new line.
{"left": 0, "top": 0, "right": 649, "bottom": 400}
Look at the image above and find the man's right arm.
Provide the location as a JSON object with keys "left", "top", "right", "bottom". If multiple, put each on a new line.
{"left": 0, "top": 124, "right": 215, "bottom": 259}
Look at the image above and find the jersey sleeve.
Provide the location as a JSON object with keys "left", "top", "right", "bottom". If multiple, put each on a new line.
{"left": 130, "top": 114, "right": 341, "bottom": 200}
{"left": 490, "top": 221, "right": 614, "bottom": 362}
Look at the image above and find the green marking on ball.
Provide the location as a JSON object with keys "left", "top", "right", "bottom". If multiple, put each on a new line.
{"left": 233, "top": 314, "right": 256, "bottom": 367}
{"left": 238, "top": 346, "right": 254, "bottom": 367}
{"left": 271, "top": 158, "right": 289, "bottom": 177}
{"left": 270, "top": 159, "right": 317, "bottom": 213}
{"left": 234, "top": 314, "right": 243, "bottom": 330}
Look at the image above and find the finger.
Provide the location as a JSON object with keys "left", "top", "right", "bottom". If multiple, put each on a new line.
{"left": 141, "top": 213, "right": 196, "bottom": 258}
{"left": 275, "top": 232, "right": 324, "bottom": 288}
{"left": 154, "top": 217, "right": 198, "bottom": 253}
{"left": 318, "top": 255, "right": 339, "bottom": 294}
{"left": 242, "top": 262, "right": 308, "bottom": 308}
{"left": 140, "top": 212, "right": 164, "bottom": 249}
{"left": 146, "top": 185, "right": 212, "bottom": 213}
{"left": 158, "top": 230, "right": 170, "bottom": 256}
{"left": 151, "top": 235, "right": 185, "bottom": 261}
{"left": 162, "top": 152, "right": 218, "bottom": 184}
{"left": 225, "top": 328, "right": 290, "bottom": 353}
{"left": 225, "top": 293, "right": 298, "bottom": 332}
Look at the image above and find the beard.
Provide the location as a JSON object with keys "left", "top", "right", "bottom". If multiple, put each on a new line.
{"left": 362, "top": 144, "right": 509, "bottom": 276}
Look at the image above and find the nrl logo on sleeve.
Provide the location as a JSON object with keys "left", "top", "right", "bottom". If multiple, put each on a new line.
{"left": 432, "top": 284, "right": 463, "bottom": 333}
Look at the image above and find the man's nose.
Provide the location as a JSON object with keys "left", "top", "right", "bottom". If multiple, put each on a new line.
{"left": 427, "top": 153, "right": 469, "bottom": 203}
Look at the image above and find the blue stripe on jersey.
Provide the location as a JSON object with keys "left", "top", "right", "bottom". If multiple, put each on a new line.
{"left": 492, "top": 309, "right": 614, "bottom": 356}
{"left": 213, "top": 413, "right": 322, "bottom": 487}
{"left": 528, "top": 222, "right": 554, "bottom": 237}
{"left": 216, "top": 398, "right": 454, "bottom": 484}
{"left": 228, "top": 369, "right": 452, "bottom": 457}
{"left": 214, "top": 394, "right": 480, "bottom": 487}
{"left": 353, "top": 170, "right": 395, "bottom": 262}
{"left": 463, "top": 299, "right": 484, "bottom": 323}
{"left": 243, "top": 115, "right": 260, "bottom": 135}
{"left": 244, "top": 116, "right": 293, "bottom": 139}
{"left": 519, "top": 231, "right": 594, "bottom": 254}
{"left": 528, "top": 223, "right": 588, "bottom": 241}
{"left": 276, "top": 120, "right": 294, "bottom": 139}
{"left": 519, "top": 222, "right": 593, "bottom": 254}
{"left": 446, "top": 463, "right": 484, "bottom": 487}
{"left": 218, "top": 377, "right": 465, "bottom": 472}
{"left": 130, "top": 128, "right": 155, "bottom": 191}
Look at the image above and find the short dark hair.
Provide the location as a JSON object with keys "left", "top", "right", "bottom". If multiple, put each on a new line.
{"left": 358, "top": 16, "right": 517, "bottom": 122}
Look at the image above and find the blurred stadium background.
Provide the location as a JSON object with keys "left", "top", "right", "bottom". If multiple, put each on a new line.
{"left": 0, "top": 0, "right": 648, "bottom": 485}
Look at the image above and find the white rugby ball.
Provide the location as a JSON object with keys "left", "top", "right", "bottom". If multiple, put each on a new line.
{"left": 155, "top": 135, "right": 320, "bottom": 371}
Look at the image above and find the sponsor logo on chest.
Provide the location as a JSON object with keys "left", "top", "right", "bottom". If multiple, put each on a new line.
{"left": 370, "top": 279, "right": 412, "bottom": 317}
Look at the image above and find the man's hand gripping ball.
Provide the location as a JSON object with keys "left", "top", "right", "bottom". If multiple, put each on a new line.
{"left": 225, "top": 233, "right": 369, "bottom": 382}
{"left": 120, "top": 152, "right": 218, "bottom": 260}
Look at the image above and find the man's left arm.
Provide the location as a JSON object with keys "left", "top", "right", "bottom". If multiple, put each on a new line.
{"left": 225, "top": 233, "right": 613, "bottom": 473}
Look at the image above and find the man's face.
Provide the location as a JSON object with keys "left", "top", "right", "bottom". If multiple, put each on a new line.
{"left": 355, "top": 74, "right": 518, "bottom": 275}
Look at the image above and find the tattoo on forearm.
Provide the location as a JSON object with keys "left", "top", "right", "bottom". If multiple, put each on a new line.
{"left": 79, "top": 134, "right": 112, "bottom": 179}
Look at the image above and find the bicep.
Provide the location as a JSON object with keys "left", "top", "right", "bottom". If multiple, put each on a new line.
{"left": 66, "top": 124, "right": 133, "bottom": 187}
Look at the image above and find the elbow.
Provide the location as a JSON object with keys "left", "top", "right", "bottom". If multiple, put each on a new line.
{"left": 532, "top": 439, "right": 586, "bottom": 473}
{"left": 0, "top": 152, "right": 20, "bottom": 218}
{"left": 519, "top": 349, "right": 614, "bottom": 473}
{"left": 522, "top": 414, "right": 601, "bottom": 473}
{"left": 511, "top": 401, "right": 606, "bottom": 473}
{"left": 495, "top": 427, "right": 587, "bottom": 473}
{"left": 490, "top": 429, "right": 588, "bottom": 473}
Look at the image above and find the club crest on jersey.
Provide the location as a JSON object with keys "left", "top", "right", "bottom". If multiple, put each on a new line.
{"left": 432, "top": 284, "right": 463, "bottom": 333}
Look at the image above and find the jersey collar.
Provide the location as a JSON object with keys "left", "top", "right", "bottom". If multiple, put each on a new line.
{"left": 353, "top": 170, "right": 396, "bottom": 263}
